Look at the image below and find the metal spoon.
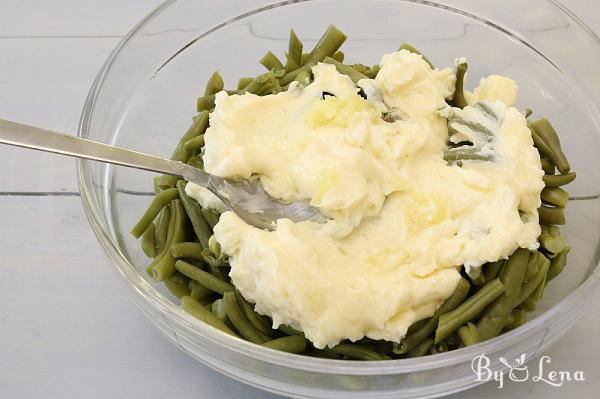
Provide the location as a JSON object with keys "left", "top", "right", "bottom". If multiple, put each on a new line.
{"left": 0, "top": 118, "right": 326, "bottom": 231}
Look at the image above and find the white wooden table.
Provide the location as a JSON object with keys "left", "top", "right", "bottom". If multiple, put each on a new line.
{"left": 0, "top": 1, "right": 598, "bottom": 397}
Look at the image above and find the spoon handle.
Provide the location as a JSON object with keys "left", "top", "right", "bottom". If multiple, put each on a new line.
{"left": 0, "top": 118, "right": 209, "bottom": 186}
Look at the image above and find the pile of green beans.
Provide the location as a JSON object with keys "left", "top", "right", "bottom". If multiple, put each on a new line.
{"left": 132, "top": 26, "right": 575, "bottom": 359}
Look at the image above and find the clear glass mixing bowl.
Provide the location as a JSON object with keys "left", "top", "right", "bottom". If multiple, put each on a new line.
{"left": 77, "top": 1, "right": 600, "bottom": 397}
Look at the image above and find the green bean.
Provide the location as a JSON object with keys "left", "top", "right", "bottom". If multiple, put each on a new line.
{"left": 155, "top": 204, "right": 171, "bottom": 252}
{"left": 525, "top": 253, "right": 540, "bottom": 281}
{"left": 262, "top": 335, "right": 307, "bottom": 353}
{"left": 429, "top": 341, "right": 448, "bottom": 355}
{"left": 208, "top": 235, "right": 221, "bottom": 257}
{"left": 539, "top": 226, "right": 565, "bottom": 254}
{"left": 211, "top": 298, "right": 228, "bottom": 322}
{"left": 470, "top": 271, "right": 486, "bottom": 286}
{"left": 503, "top": 314, "right": 515, "bottom": 328}
{"left": 539, "top": 205, "right": 565, "bottom": 225}
{"left": 476, "top": 248, "right": 529, "bottom": 341}
{"left": 394, "top": 278, "right": 470, "bottom": 354}
{"left": 288, "top": 29, "right": 303, "bottom": 65}
{"left": 280, "top": 63, "right": 313, "bottom": 86}
{"left": 176, "top": 180, "right": 212, "bottom": 249}
{"left": 521, "top": 273, "right": 547, "bottom": 312}
{"left": 164, "top": 272, "right": 191, "bottom": 299}
{"left": 284, "top": 52, "right": 300, "bottom": 73}
{"left": 332, "top": 50, "right": 344, "bottom": 62}
{"left": 408, "top": 338, "right": 434, "bottom": 358}
{"left": 141, "top": 223, "right": 157, "bottom": 258}
{"left": 171, "top": 242, "right": 204, "bottom": 259}
{"left": 223, "top": 292, "right": 270, "bottom": 344}
{"left": 153, "top": 175, "right": 179, "bottom": 194}
{"left": 196, "top": 94, "right": 216, "bottom": 112}
{"left": 524, "top": 108, "right": 534, "bottom": 118}
{"left": 292, "top": 70, "right": 311, "bottom": 86}
{"left": 444, "top": 146, "right": 494, "bottom": 163}
{"left": 398, "top": 43, "right": 434, "bottom": 68}
{"left": 180, "top": 296, "right": 237, "bottom": 336}
{"left": 131, "top": 188, "right": 179, "bottom": 238}
{"left": 332, "top": 343, "right": 390, "bottom": 360}
{"left": 303, "top": 25, "right": 347, "bottom": 66}
{"left": 458, "top": 322, "right": 480, "bottom": 347}
{"left": 186, "top": 155, "right": 204, "bottom": 169}
{"left": 541, "top": 187, "right": 569, "bottom": 208}
{"left": 530, "top": 118, "right": 570, "bottom": 174}
{"left": 235, "top": 290, "right": 274, "bottom": 337}
{"left": 171, "top": 111, "right": 209, "bottom": 161}
{"left": 516, "top": 252, "right": 550, "bottom": 306}
{"left": 241, "top": 71, "right": 277, "bottom": 95}
{"left": 547, "top": 247, "right": 570, "bottom": 282}
{"left": 201, "top": 208, "right": 220, "bottom": 229}
{"left": 484, "top": 260, "right": 505, "bottom": 282}
{"left": 183, "top": 134, "right": 205, "bottom": 152}
{"left": 451, "top": 60, "right": 468, "bottom": 108}
{"left": 148, "top": 199, "right": 187, "bottom": 281}
{"left": 237, "top": 77, "right": 253, "bottom": 90}
{"left": 260, "top": 51, "right": 284, "bottom": 71}
{"left": 278, "top": 324, "right": 304, "bottom": 337}
{"left": 504, "top": 308, "right": 526, "bottom": 331}
{"left": 364, "top": 64, "right": 381, "bottom": 79}
{"left": 204, "top": 71, "right": 224, "bottom": 96}
{"left": 199, "top": 249, "right": 229, "bottom": 281}
{"left": 540, "top": 158, "right": 555, "bottom": 175}
{"left": 436, "top": 278, "right": 505, "bottom": 343}
{"left": 322, "top": 57, "right": 368, "bottom": 84}
{"left": 543, "top": 172, "right": 576, "bottom": 187}
{"left": 175, "top": 260, "right": 234, "bottom": 294}
{"left": 189, "top": 279, "right": 213, "bottom": 300}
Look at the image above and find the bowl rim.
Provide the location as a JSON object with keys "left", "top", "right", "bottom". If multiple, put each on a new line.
{"left": 77, "top": 0, "right": 600, "bottom": 375}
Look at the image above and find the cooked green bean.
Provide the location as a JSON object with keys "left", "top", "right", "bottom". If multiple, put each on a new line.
{"left": 223, "top": 292, "right": 270, "bottom": 344}
{"left": 538, "top": 205, "right": 565, "bottom": 225}
{"left": 364, "top": 64, "right": 380, "bottom": 79}
{"left": 504, "top": 308, "right": 526, "bottom": 331}
{"left": 484, "top": 260, "right": 505, "bottom": 282}
{"left": 476, "top": 248, "right": 529, "bottom": 341}
{"left": 148, "top": 199, "right": 187, "bottom": 281}
{"left": 260, "top": 51, "right": 284, "bottom": 71}
{"left": 164, "top": 272, "right": 191, "bottom": 299}
{"left": 303, "top": 25, "right": 347, "bottom": 66}
{"left": 430, "top": 341, "right": 448, "bottom": 354}
{"left": 171, "top": 242, "right": 204, "bottom": 259}
{"left": 189, "top": 279, "right": 213, "bottom": 300}
{"left": 395, "top": 278, "right": 470, "bottom": 354}
{"left": 458, "top": 322, "right": 480, "bottom": 347}
{"left": 521, "top": 274, "right": 546, "bottom": 312}
{"left": 204, "top": 71, "right": 224, "bottom": 96}
{"left": 175, "top": 260, "right": 234, "bottom": 294}
{"left": 530, "top": 118, "right": 570, "bottom": 174}
{"left": 235, "top": 290, "right": 274, "bottom": 337}
{"left": 153, "top": 175, "right": 179, "bottom": 194}
{"left": 524, "top": 253, "right": 541, "bottom": 281}
{"left": 176, "top": 180, "right": 212, "bottom": 249}
{"left": 171, "top": 111, "right": 210, "bottom": 161}
{"left": 444, "top": 146, "right": 494, "bottom": 163}
{"left": 516, "top": 252, "right": 550, "bottom": 306}
{"left": 332, "top": 50, "right": 344, "bottom": 62}
{"left": 540, "top": 158, "right": 555, "bottom": 175}
{"left": 284, "top": 52, "right": 300, "bottom": 73}
{"left": 541, "top": 187, "right": 569, "bottom": 208}
{"left": 547, "top": 247, "right": 570, "bottom": 282}
{"left": 196, "top": 93, "right": 216, "bottom": 112}
{"left": 436, "top": 278, "right": 505, "bottom": 343}
{"left": 278, "top": 324, "right": 304, "bottom": 337}
{"left": 141, "top": 223, "right": 157, "bottom": 258}
{"left": 183, "top": 134, "right": 205, "bottom": 152}
{"left": 398, "top": 43, "right": 434, "bottom": 68}
{"left": 181, "top": 296, "right": 237, "bottom": 336}
{"left": 288, "top": 29, "right": 303, "bottom": 65}
{"left": 211, "top": 298, "right": 228, "bottom": 322}
{"left": 322, "top": 57, "right": 368, "bottom": 84}
{"left": 539, "top": 225, "right": 565, "bottom": 254}
{"left": 131, "top": 188, "right": 179, "bottom": 238}
{"left": 408, "top": 338, "right": 434, "bottom": 358}
{"left": 201, "top": 208, "right": 220, "bottom": 229}
{"left": 237, "top": 76, "right": 253, "bottom": 90}
{"left": 262, "top": 335, "right": 307, "bottom": 353}
{"left": 155, "top": 204, "right": 171, "bottom": 252}
{"left": 451, "top": 60, "right": 468, "bottom": 108}
{"left": 332, "top": 343, "right": 390, "bottom": 360}
{"left": 186, "top": 155, "right": 204, "bottom": 169}
{"left": 543, "top": 172, "right": 576, "bottom": 187}
{"left": 280, "top": 63, "right": 313, "bottom": 86}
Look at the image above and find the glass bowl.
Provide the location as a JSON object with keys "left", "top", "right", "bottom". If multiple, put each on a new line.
{"left": 77, "top": 0, "right": 600, "bottom": 397}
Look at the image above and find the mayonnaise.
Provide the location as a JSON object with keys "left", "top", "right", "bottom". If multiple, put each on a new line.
{"left": 187, "top": 50, "right": 544, "bottom": 348}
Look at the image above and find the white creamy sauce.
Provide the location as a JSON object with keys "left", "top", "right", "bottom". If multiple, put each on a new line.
{"left": 186, "top": 50, "right": 544, "bottom": 348}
